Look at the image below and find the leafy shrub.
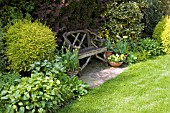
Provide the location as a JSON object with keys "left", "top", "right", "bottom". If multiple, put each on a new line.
{"left": 100, "top": 1, "right": 144, "bottom": 41}
{"left": 134, "top": 50, "right": 151, "bottom": 62}
{"left": 5, "top": 20, "right": 56, "bottom": 72}
{"left": 113, "top": 40, "right": 129, "bottom": 54}
{"left": 128, "top": 37, "right": 164, "bottom": 62}
{"left": 138, "top": 38, "right": 164, "bottom": 56}
{"left": 0, "top": 0, "right": 35, "bottom": 28}
{"left": 0, "top": 25, "right": 7, "bottom": 72}
{"left": 125, "top": 52, "right": 137, "bottom": 64}
{"left": 29, "top": 55, "right": 66, "bottom": 78}
{"left": 0, "top": 72, "right": 20, "bottom": 112}
{"left": 0, "top": 74, "right": 88, "bottom": 112}
{"left": 0, "top": 72, "right": 20, "bottom": 91}
{"left": 153, "top": 16, "right": 170, "bottom": 54}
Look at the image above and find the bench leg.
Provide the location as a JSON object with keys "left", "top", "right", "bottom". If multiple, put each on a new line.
{"left": 80, "top": 56, "right": 91, "bottom": 71}
{"left": 95, "top": 54, "right": 107, "bottom": 62}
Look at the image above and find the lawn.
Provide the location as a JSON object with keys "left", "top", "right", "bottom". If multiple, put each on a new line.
{"left": 58, "top": 55, "right": 170, "bottom": 113}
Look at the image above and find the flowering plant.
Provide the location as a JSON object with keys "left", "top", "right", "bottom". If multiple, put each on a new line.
{"left": 108, "top": 54, "right": 125, "bottom": 62}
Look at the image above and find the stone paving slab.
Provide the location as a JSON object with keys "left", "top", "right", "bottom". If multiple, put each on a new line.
{"left": 79, "top": 60, "right": 128, "bottom": 88}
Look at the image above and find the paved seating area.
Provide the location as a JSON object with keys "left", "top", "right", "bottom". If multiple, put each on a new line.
{"left": 79, "top": 59, "right": 128, "bottom": 88}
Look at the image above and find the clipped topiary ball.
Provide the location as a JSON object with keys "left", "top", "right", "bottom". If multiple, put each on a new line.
{"left": 153, "top": 16, "right": 170, "bottom": 54}
{"left": 6, "top": 20, "right": 56, "bottom": 72}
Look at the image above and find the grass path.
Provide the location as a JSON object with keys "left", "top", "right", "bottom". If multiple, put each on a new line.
{"left": 58, "top": 55, "right": 170, "bottom": 113}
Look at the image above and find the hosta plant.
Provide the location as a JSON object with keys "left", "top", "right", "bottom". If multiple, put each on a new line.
{"left": 0, "top": 74, "right": 88, "bottom": 113}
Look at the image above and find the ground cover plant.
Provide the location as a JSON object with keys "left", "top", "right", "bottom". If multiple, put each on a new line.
{"left": 58, "top": 55, "right": 170, "bottom": 113}
{"left": 0, "top": 54, "right": 88, "bottom": 112}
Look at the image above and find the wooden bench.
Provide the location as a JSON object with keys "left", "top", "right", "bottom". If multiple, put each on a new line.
{"left": 63, "top": 29, "right": 107, "bottom": 70}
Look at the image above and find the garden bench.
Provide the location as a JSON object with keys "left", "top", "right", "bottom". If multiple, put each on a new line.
{"left": 63, "top": 29, "right": 107, "bottom": 70}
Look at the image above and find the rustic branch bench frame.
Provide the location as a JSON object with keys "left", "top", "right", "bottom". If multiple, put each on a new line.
{"left": 63, "top": 29, "right": 107, "bottom": 71}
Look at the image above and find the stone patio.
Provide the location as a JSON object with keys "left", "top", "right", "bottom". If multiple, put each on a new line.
{"left": 79, "top": 59, "right": 128, "bottom": 88}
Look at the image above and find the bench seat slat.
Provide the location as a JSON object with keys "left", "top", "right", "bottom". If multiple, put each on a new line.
{"left": 78, "top": 47, "right": 107, "bottom": 59}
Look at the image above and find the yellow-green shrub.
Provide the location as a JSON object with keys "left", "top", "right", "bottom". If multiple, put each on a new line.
{"left": 153, "top": 16, "right": 170, "bottom": 54}
{"left": 5, "top": 20, "right": 56, "bottom": 72}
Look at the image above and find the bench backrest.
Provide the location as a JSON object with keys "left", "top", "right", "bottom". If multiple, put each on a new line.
{"left": 63, "top": 29, "right": 105, "bottom": 51}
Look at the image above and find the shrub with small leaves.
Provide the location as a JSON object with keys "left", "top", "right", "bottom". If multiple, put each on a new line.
{"left": 153, "top": 16, "right": 170, "bottom": 54}
{"left": 5, "top": 20, "right": 56, "bottom": 72}
{"left": 100, "top": 1, "right": 144, "bottom": 41}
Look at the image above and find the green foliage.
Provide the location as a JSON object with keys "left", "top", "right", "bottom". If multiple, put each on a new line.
{"left": 61, "top": 47, "right": 79, "bottom": 72}
{"left": 0, "top": 25, "right": 7, "bottom": 72}
{"left": 0, "top": 73, "right": 88, "bottom": 112}
{"left": 125, "top": 52, "right": 137, "bottom": 64}
{"left": 134, "top": 50, "right": 151, "bottom": 61}
{"left": 5, "top": 20, "right": 56, "bottom": 72}
{"left": 0, "top": 72, "right": 20, "bottom": 112}
{"left": 142, "top": 0, "right": 170, "bottom": 37}
{"left": 152, "top": 16, "right": 167, "bottom": 42}
{"left": 1, "top": 75, "right": 62, "bottom": 112}
{"left": 0, "top": 0, "right": 35, "bottom": 27}
{"left": 138, "top": 38, "right": 164, "bottom": 56}
{"left": 129, "top": 38, "right": 164, "bottom": 62}
{"left": 153, "top": 16, "right": 170, "bottom": 54}
{"left": 0, "top": 72, "right": 20, "bottom": 91}
{"left": 29, "top": 55, "right": 66, "bottom": 78}
{"left": 33, "top": 0, "right": 102, "bottom": 32}
{"left": 105, "top": 38, "right": 114, "bottom": 51}
{"left": 101, "top": 1, "right": 144, "bottom": 41}
{"left": 113, "top": 40, "right": 129, "bottom": 54}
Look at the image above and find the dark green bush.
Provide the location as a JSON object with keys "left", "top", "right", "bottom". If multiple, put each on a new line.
{"left": 142, "top": 0, "right": 168, "bottom": 37}
{"left": 5, "top": 20, "right": 56, "bottom": 72}
{"left": 100, "top": 1, "right": 144, "bottom": 41}
{"left": 153, "top": 16, "right": 170, "bottom": 54}
{"left": 33, "top": 0, "right": 102, "bottom": 32}
{"left": 0, "top": 25, "right": 7, "bottom": 72}
{"left": 0, "top": 0, "right": 35, "bottom": 28}
{"left": 0, "top": 74, "right": 88, "bottom": 112}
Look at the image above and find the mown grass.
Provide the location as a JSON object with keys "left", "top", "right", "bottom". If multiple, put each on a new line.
{"left": 58, "top": 55, "right": 170, "bottom": 113}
